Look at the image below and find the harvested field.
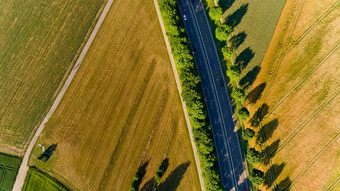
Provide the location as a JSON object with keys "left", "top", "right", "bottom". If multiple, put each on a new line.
{"left": 0, "top": 153, "right": 21, "bottom": 191}
{"left": 22, "top": 167, "right": 68, "bottom": 191}
{"left": 28, "top": 0, "right": 201, "bottom": 190}
{"left": 0, "top": 0, "right": 106, "bottom": 155}
{"left": 245, "top": 0, "right": 340, "bottom": 190}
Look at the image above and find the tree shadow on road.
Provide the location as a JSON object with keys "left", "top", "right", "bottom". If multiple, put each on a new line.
{"left": 225, "top": 4, "right": 248, "bottom": 28}
{"left": 246, "top": 82, "right": 266, "bottom": 104}
{"left": 157, "top": 162, "right": 190, "bottom": 191}
{"left": 235, "top": 47, "right": 254, "bottom": 70}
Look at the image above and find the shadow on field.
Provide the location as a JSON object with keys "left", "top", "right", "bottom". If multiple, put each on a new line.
{"left": 249, "top": 103, "right": 269, "bottom": 127}
{"left": 38, "top": 143, "right": 57, "bottom": 162}
{"left": 132, "top": 160, "right": 150, "bottom": 190}
{"left": 240, "top": 66, "right": 261, "bottom": 90}
{"left": 264, "top": 163, "right": 285, "bottom": 188}
{"left": 141, "top": 177, "right": 155, "bottom": 191}
{"left": 262, "top": 139, "right": 280, "bottom": 165}
{"left": 230, "top": 31, "right": 247, "bottom": 49}
{"left": 275, "top": 176, "right": 292, "bottom": 191}
{"left": 219, "top": 0, "right": 235, "bottom": 11}
{"left": 235, "top": 47, "right": 255, "bottom": 69}
{"left": 225, "top": 4, "right": 248, "bottom": 28}
{"left": 257, "top": 119, "right": 279, "bottom": 144}
{"left": 157, "top": 162, "right": 190, "bottom": 191}
{"left": 246, "top": 82, "right": 266, "bottom": 104}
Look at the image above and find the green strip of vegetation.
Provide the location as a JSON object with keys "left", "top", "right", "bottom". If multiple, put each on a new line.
{"left": 0, "top": 152, "right": 21, "bottom": 191}
{"left": 22, "top": 167, "right": 69, "bottom": 191}
{"left": 157, "top": 0, "right": 223, "bottom": 190}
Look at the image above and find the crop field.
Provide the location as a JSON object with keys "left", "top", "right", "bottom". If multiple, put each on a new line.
{"left": 216, "top": 0, "right": 286, "bottom": 89}
{"left": 28, "top": 0, "right": 201, "bottom": 190}
{"left": 245, "top": 0, "right": 340, "bottom": 190}
{"left": 0, "top": 153, "right": 21, "bottom": 191}
{"left": 0, "top": 0, "right": 106, "bottom": 155}
{"left": 22, "top": 167, "right": 68, "bottom": 191}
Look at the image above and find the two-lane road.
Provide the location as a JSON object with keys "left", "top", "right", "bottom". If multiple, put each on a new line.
{"left": 178, "top": 0, "right": 249, "bottom": 190}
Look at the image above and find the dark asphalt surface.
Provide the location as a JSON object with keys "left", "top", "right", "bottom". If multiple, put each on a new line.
{"left": 178, "top": 0, "right": 249, "bottom": 190}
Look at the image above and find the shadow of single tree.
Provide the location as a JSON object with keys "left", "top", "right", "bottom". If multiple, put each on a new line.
{"left": 157, "top": 162, "right": 190, "bottom": 191}
{"left": 246, "top": 82, "right": 265, "bottom": 104}
{"left": 38, "top": 143, "right": 58, "bottom": 162}
{"left": 141, "top": 177, "right": 155, "bottom": 191}
{"left": 262, "top": 139, "right": 280, "bottom": 165}
{"left": 264, "top": 163, "right": 285, "bottom": 188}
{"left": 131, "top": 160, "right": 150, "bottom": 190}
{"left": 230, "top": 31, "right": 247, "bottom": 49}
{"left": 275, "top": 177, "right": 292, "bottom": 191}
{"left": 225, "top": 4, "right": 248, "bottom": 28}
{"left": 240, "top": 66, "right": 261, "bottom": 89}
{"left": 259, "top": 119, "right": 279, "bottom": 144}
{"left": 219, "top": 0, "right": 235, "bottom": 12}
{"left": 249, "top": 103, "right": 269, "bottom": 127}
{"left": 235, "top": 47, "right": 254, "bottom": 69}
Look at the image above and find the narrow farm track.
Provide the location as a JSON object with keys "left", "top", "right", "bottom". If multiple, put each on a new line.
{"left": 268, "top": 41, "right": 340, "bottom": 115}
{"left": 289, "top": 132, "right": 340, "bottom": 188}
{"left": 11, "top": 0, "right": 115, "bottom": 189}
{"left": 276, "top": 87, "right": 340, "bottom": 153}
{"left": 326, "top": 177, "right": 340, "bottom": 191}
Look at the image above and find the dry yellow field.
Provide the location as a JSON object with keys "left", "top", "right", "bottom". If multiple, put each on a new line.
{"left": 245, "top": 0, "right": 340, "bottom": 190}
{"left": 0, "top": 0, "right": 106, "bottom": 156}
{"left": 29, "top": 0, "right": 201, "bottom": 190}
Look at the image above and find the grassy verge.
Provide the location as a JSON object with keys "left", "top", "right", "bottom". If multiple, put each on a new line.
{"left": 0, "top": 153, "right": 21, "bottom": 191}
{"left": 28, "top": 0, "right": 201, "bottom": 190}
{"left": 0, "top": 0, "right": 106, "bottom": 155}
{"left": 22, "top": 167, "right": 69, "bottom": 191}
{"left": 158, "top": 0, "right": 224, "bottom": 190}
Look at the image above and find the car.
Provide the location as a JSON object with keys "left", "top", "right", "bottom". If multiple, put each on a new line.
{"left": 219, "top": 79, "right": 224, "bottom": 87}
{"left": 183, "top": 14, "right": 187, "bottom": 21}
{"left": 192, "top": 48, "right": 197, "bottom": 55}
{"left": 210, "top": 61, "right": 214, "bottom": 67}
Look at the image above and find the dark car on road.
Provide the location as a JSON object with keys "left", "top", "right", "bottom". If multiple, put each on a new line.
{"left": 219, "top": 79, "right": 224, "bottom": 87}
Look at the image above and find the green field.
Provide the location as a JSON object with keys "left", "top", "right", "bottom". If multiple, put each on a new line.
{"left": 217, "top": 0, "right": 286, "bottom": 89}
{"left": 22, "top": 167, "right": 68, "bottom": 191}
{"left": 0, "top": 153, "right": 21, "bottom": 191}
{"left": 0, "top": 0, "right": 106, "bottom": 156}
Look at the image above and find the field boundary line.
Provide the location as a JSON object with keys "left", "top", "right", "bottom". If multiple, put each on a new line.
{"left": 276, "top": 87, "right": 340, "bottom": 153}
{"left": 12, "top": 0, "right": 115, "bottom": 189}
{"left": 326, "top": 176, "right": 340, "bottom": 191}
{"left": 268, "top": 41, "right": 340, "bottom": 114}
{"left": 288, "top": 132, "right": 340, "bottom": 189}
{"left": 152, "top": 0, "right": 205, "bottom": 190}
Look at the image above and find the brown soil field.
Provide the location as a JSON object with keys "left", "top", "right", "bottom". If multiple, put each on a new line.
{"left": 245, "top": 0, "right": 340, "bottom": 190}
{"left": 28, "top": 0, "right": 201, "bottom": 190}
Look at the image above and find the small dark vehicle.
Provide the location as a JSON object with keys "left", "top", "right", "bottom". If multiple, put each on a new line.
{"left": 220, "top": 79, "right": 224, "bottom": 87}
{"left": 192, "top": 48, "right": 197, "bottom": 55}
{"left": 210, "top": 61, "right": 214, "bottom": 67}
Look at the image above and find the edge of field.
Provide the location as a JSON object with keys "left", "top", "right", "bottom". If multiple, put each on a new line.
{"left": 152, "top": 0, "right": 205, "bottom": 190}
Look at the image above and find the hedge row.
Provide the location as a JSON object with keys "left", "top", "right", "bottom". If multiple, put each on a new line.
{"left": 158, "top": 0, "right": 223, "bottom": 190}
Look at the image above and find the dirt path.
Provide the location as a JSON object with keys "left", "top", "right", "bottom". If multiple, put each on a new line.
{"left": 12, "top": 0, "right": 115, "bottom": 190}
{"left": 152, "top": 1, "right": 206, "bottom": 190}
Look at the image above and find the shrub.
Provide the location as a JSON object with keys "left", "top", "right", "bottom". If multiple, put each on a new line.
{"left": 221, "top": 46, "right": 233, "bottom": 60}
{"left": 242, "top": 128, "right": 255, "bottom": 141}
{"left": 250, "top": 168, "right": 265, "bottom": 185}
{"left": 247, "top": 148, "right": 261, "bottom": 164}
{"left": 215, "top": 25, "right": 231, "bottom": 41}
{"left": 238, "top": 107, "right": 250, "bottom": 121}
{"left": 226, "top": 65, "right": 241, "bottom": 81}
{"left": 231, "top": 87, "right": 245, "bottom": 102}
{"left": 208, "top": 6, "right": 223, "bottom": 22}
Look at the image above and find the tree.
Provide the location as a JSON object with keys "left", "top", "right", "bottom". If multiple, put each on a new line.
{"left": 208, "top": 6, "right": 223, "bottom": 22}
{"left": 221, "top": 46, "right": 233, "bottom": 60}
{"left": 215, "top": 25, "right": 231, "bottom": 41}
{"left": 247, "top": 148, "right": 261, "bottom": 164}
{"left": 238, "top": 107, "right": 250, "bottom": 121}
{"left": 226, "top": 65, "right": 241, "bottom": 80}
{"left": 250, "top": 168, "right": 265, "bottom": 185}
{"left": 242, "top": 128, "right": 255, "bottom": 141}
{"left": 231, "top": 87, "right": 245, "bottom": 102}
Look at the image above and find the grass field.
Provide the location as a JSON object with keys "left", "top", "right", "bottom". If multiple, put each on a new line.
{"left": 0, "top": 153, "right": 21, "bottom": 191}
{"left": 22, "top": 167, "right": 68, "bottom": 191}
{"left": 0, "top": 0, "right": 106, "bottom": 156}
{"left": 28, "top": 0, "right": 202, "bottom": 190}
{"left": 216, "top": 0, "right": 286, "bottom": 89}
{"left": 245, "top": 0, "right": 340, "bottom": 190}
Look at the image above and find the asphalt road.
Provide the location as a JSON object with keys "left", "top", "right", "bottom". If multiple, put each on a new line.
{"left": 178, "top": 0, "right": 249, "bottom": 190}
